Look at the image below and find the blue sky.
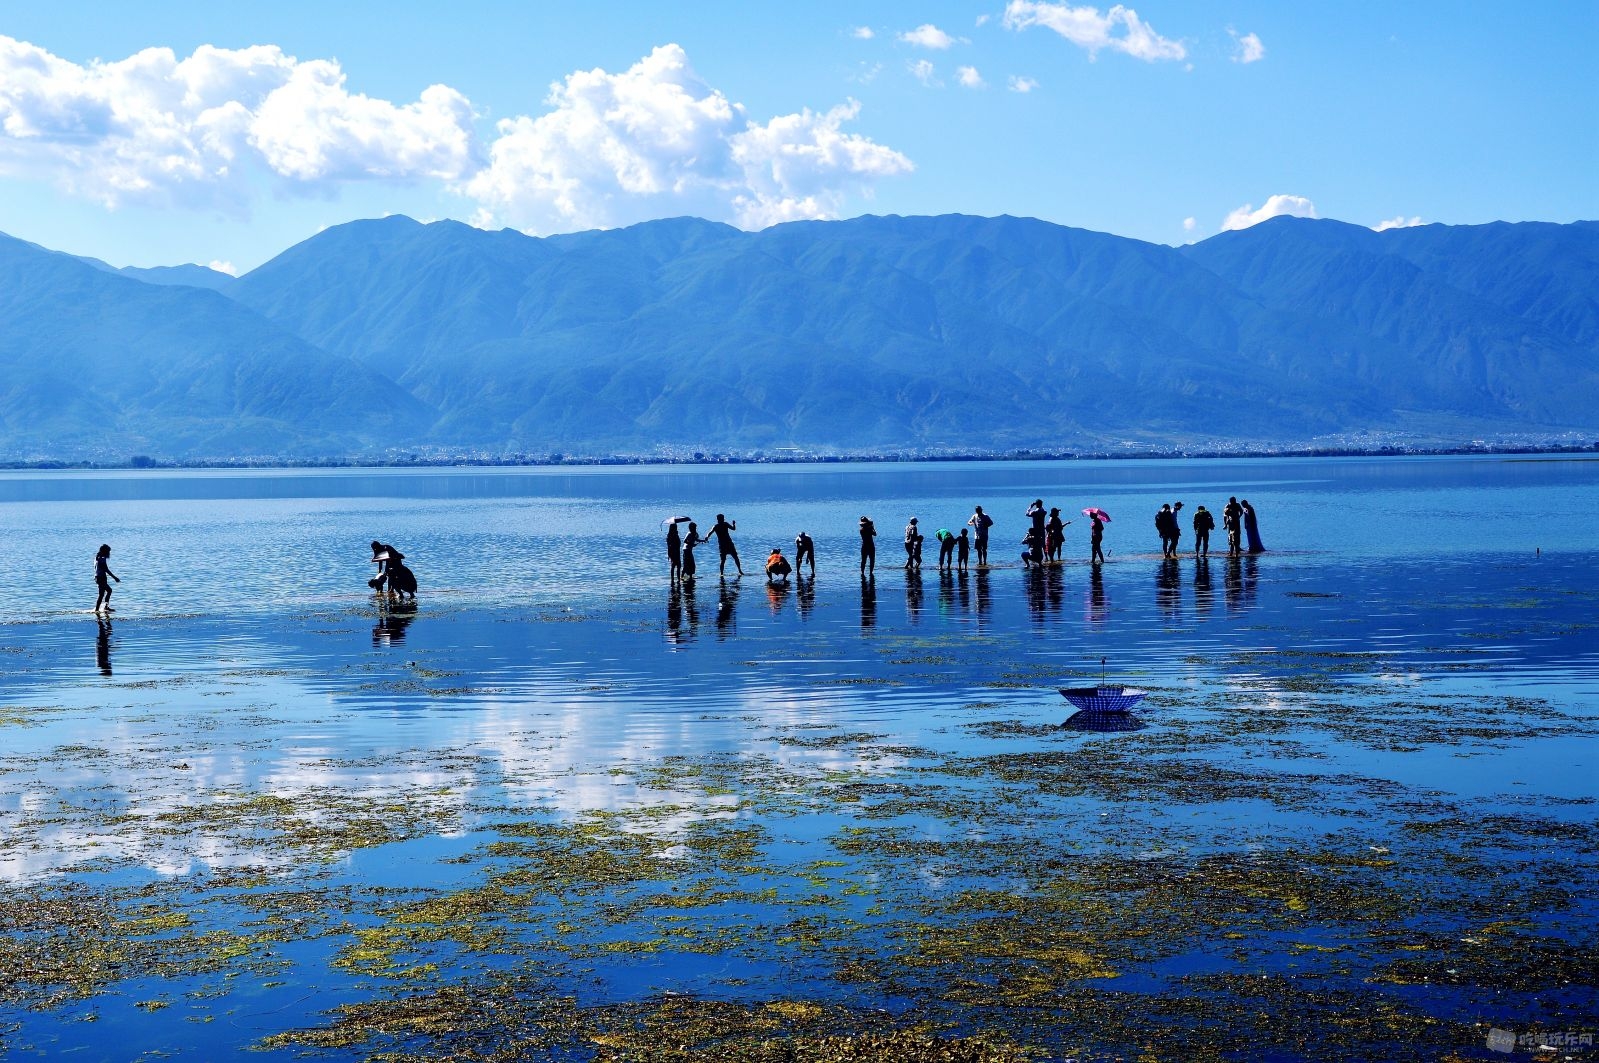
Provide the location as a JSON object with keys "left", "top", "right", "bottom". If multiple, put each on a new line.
{"left": 1, "top": 2, "right": 1593, "bottom": 273}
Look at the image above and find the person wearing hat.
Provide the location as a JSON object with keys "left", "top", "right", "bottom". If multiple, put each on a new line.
{"left": 904, "top": 517, "right": 920, "bottom": 570}
{"left": 858, "top": 516, "right": 877, "bottom": 576}
{"left": 794, "top": 530, "right": 815, "bottom": 577}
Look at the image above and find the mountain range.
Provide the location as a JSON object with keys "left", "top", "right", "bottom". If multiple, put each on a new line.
{"left": 3, "top": 213, "right": 1596, "bottom": 461}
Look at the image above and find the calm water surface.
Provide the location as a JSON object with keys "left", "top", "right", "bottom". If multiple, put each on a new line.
{"left": 0, "top": 455, "right": 1595, "bottom": 1061}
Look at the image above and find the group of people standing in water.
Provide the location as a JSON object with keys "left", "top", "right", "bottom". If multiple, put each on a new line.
{"left": 663, "top": 497, "right": 1264, "bottom": 582}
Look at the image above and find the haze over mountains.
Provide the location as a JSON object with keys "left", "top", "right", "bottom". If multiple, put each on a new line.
{"left": 3, "top": 214, "right": 1596, "bottom": 461}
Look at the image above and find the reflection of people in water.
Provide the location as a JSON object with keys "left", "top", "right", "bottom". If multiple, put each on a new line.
{"left": 796, "top": 571, "right": 815, "bottom": 621}
{"left": 715, "top": 576, "right": 739, "bottom": 638}
{"left": 373, "top": 605, "right": 416, "bottom": 647}
{"left": 765, "top": 577, "right": 791, "bottom": 614}
{"left": 1085, "top": 563, "right": 1107, "bottom": 625}
{"left": 96, "top": 617, "right": 113, "bottom": 676}
{"left": 905, "top": 567, "right": 924, "bottom": 623}
{"left": 1193, "top": 555, "right": 1214, "bottom": 618}
{"left": 1157, "top": 557, "right": 1181, "bottom": 620}
{"left": 860, "top": 574, "right": 877, "bottom": 629}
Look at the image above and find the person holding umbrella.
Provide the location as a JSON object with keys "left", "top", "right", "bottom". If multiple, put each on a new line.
{"left": 1083, "top": 507, "right": 1111, "bottom": 565}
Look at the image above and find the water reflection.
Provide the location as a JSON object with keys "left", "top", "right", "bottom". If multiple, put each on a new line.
{"left": 665, "top": 583, "right": 701, "bottom": 645}
{"left": 975, "top": 568, "right": 991, "bottom": 625}
{"left": 95, "top": 618, "right": 113, "bottom": 677}
{"left": 1063, "top": 708, "right": 1147, "bottom": 732}
{"left": 765, "top": 578, "right": 791, "bottom": 615}
{"left": 1157, "top": 559, "right": 1181, "bottom": 621}
{"left": 860, "top": 575, "right": 877, "bottom": 630}
{"left": 715, "top": 577, "right": 739, "bottom": 639}
{"left": 1085, "top": 565, "right": 1107, "bottom": 626}
{"left": 905, "top": 569, "right": 923, "bottom": 624}
{"left": 373, "top": 605, "right": 417, "bottom": 647}
{"left": 1193, "top": 556, "right": 1214, "bottom": 619}
{"left": 1025, "top": 564, "right": 1064, "bottom": 622}
{"left": 1225, "top": 555, "right": 1259, "bottom": 613}
{"left": 795, "top": 575, "right": 815, "bottom": 622}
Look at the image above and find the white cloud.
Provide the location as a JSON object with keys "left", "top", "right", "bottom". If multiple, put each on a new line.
{"left": 1182, "top": 216, "right": 1196, "bottom": 232}
{"left": 1373, "top": 215, "right": 1423, "bottom": 231}
{"left": 908, "top": 58, "right": 940, "bottom": 86}
{"left": 899, "top": 24, "right": 959, "bottom": 49}
{"left": 464, "top": 45, "right": 912, "bottom": 233}
{"left": 1230, "top": 30, "right": 1265, "bottom": 64}
{"left": 207, "top": 259, "right": 238, "bottom": 275}
{"left": 1008, "top": 75, "right": 1041, "bottom": 93}
{"left": 1221, "top": 194, "right": 1318, "bottom": 231}
{"left": 976, "top": 14, "right": 993, "bottom": 27}
{"left": 1002, "top": 2, "right": 1186, "bottom": 62}
{"left": 0, "top": 34, "right": 477, "bottom": 209}
{"left": 852, "top": 26, "right": 875, "bottom": 40}
{"left": 957, "top": 66, "right": 986, "bottom": 89}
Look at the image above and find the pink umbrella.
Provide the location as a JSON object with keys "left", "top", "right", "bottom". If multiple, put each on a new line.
{"left": 1082, "top": 507, "right": 1112, "bottom": 522}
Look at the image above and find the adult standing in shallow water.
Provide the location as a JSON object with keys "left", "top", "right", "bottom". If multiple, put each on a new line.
{"left": 1242, "top": 500, "right": 1265, "bottom": 553}
{"left": 968, "top": 506, "right": 993, "bottom": 566}
{"left": 1224, "top": 497, "right": 1243, "bottom": 555}
{"left": 666, "top": 522, "right": 682, "bottom": 582}
{"left": 94, "top": 544, "right": 120, "bottom": 613}
{"left": 858, "top": 516, "right": 877, "bottom": 575}
{"left": 1192, "top": 504, "right": 1215, "bottom": 556}
{"left": 794, "top": 531, "right": 815, "bottom": 577}
{"left": 710, "top": 514, "right": 743, "bottom": 576}
{"left": 1046, "top": 507, "right": 1066, "bottom": 563}
{"left": 1027, "top": 500, "right": 1046, "bottom": 558}
{"left": 1090, "top": 514, "right": 1105, "bottom": 565}
{"left": 903, "top": 517, "right": 920, "bottom": 570}
{"left": 681, "top": 522, "right": 704, "bottom": 581}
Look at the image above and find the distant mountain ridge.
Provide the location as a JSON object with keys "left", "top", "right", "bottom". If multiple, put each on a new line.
{"left": 4, "top": 214, "right": 1596, "bottom": 460}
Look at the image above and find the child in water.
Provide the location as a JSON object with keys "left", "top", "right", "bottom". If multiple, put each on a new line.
{"left": 94, "top": 544, "right": 120, "bottom": 612}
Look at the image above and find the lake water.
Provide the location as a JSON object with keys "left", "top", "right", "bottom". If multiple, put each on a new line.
{"left": 1, "top": 455, "right": 1595, "bottom": 1061}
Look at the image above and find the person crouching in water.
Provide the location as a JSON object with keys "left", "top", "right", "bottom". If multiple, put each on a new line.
{"left": 94, "top": 544, "right": 120, "bottom": 612}
{"left": 765, "top": 547, "right": 792, "bottom": 583}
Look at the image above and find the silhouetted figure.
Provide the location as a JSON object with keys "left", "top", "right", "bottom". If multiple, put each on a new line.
{"left": 93, "top": 544, "right": 119, "bottom": 613}
{"left": 1027, "top": 499, "right": 1047, "bottom": 556}
{"left": 1021, "top": 528, "right": 1043, "bottom": 568}
{"left": 765, "top": 548, "right": 792, "bottom": 583}
{"left": 936, "top": 528, "right": 956, "bottom": 571}
{"left": 1224, "top": 497, "right": 1243, "bottom": 555}
{"left": 913, "top": 531, "right": 924, "bottom": 569}
{"left": 1155, "top": 505, "right": 1178, "bottom": 558}
{"left": 904, "top": 517, "right": 919, "bottom": 570}
{"left": 860, "top": 574, "right": 877, "bottom": 629}
{"left": 968, "top": 506, "right": 994, "bottom": 566}
{"left": 710, "top": 514, "right": 743, "bottom": 575}
{"left": 96, "top": 617, "right": 113, "bottom": 676}
{"left": 858, "top": 516, "right": 877, "bottom": 575}
{"left": 666, "top": 522, "right": 683, "bottom": 582}
{"left": 1192, "top": 505, "right": 1215, "bottom": 556}
{"left": 956, "top": 528, "right": 971, "bottom": 573}
{"left": 1241, "top": 500, "right": 1265, "bottom": 553}
{"left": 1090, "top": 514, "right": 1106, "bottom": 565}
{"left": 369, "top": 541, "right": 415, "bottom": 602}
{"left": 794, "top": 531, "right": 815, "bottom": 577}
{"left": 1046, "top": 507, "right": 1066, "bottom": 562}
{"left": 682, "top": 522, "right": 705, "bottom": 581}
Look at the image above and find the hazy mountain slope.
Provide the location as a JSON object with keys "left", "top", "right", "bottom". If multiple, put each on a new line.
{"left": 0, "top": 235, "right": 433, "bottom": 459}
